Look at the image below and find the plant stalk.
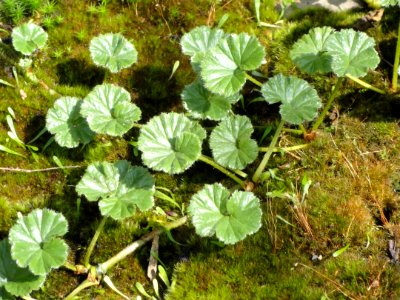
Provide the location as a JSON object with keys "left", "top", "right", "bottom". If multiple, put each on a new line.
{"left": 64, "top": 279, "right": 99, "bottom": 300}
{"left": 83, "top": 217, "right": 108, "bottom": 268}
{"left": 259, "top": 144, "right": 309, "bottom": 152}
{"left": 392, "top": 18, "right": 400, "bottom": 91}
{"left": 198, "top": 154, "right": 246, "bottom": 189}
{"left": 345, "top": 74, "right": 385, "bottom": 95}
{"left": 99, "top": 216, "right": 187, "bottom": 273}
{"left": 245, "top": 73, "right": 263, "bottom": 87}
{"left": 252, "top": 119, "right": 285, "bottom": 183}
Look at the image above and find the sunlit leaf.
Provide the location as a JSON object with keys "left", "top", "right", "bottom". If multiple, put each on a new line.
{"left": 380, "top": 0, "right": 400, "bottom": 6}
{"left": 76, "top": 160, "right": 155, "bottom": 220}
{"left": 188, "top": 183, "right": 262, "bottom": 244}
{"left": 12, "top": 23, "right": 48, "bottom": 55}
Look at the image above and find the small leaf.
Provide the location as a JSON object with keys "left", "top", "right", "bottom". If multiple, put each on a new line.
{"left": 189, "top": 183, "right": 262, "bottom": 244}
{"left": 76, "top": 161, "right": 155, "bottom": 220}
{"left": 89, "top": 33, "right": 138, "bottom": 73}
{"left": 138, "top": 113, "right": 206, "bottom": 174}
{"left": 46, "top": 97, "right": 95, "bottom": 148}
{"left": 261, "top": 74, "right": 321, "bottom": 124}
{"left": 332, "top": 244, "right": 350, "bottom": 257}
{"left": 12, "top": 23, "right": 48, "bottom": 55}
{"left": 168, "top": 60, "right": 180, "bottom": 80}
{"left": 209, "top": 115, "right": 258, "bottom": 169}
{"left": 8, "top": 209, "right": 68, "bottom": 275}
{"left": 201, "top": 33, "right": 265, "bottom": 96}
{"left": 81, "top": 84, "right": 141, "bottom": 136}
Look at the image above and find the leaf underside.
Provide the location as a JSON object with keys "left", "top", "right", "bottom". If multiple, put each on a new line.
{"left": 12, "top": 23, "right": 48, "bottom": 55}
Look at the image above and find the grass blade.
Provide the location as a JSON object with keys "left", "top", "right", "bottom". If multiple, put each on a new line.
{"left": 332, "top": 244, "right": 350, "bottom": 257}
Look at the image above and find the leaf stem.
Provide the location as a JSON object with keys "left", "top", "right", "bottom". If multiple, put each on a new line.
{"left": 64, "top": 279, "right": 99, "bottom": 300}
{"left": 282, "top": 127, "right": 303, "bottom": 135}
{"left": 258, "top": 144, "right": 309, "bottom": 152}
{"left": 198, "top": 154, "right": 246, "bottom": 189}
{"left": 252, "top": 119, "right": 285, "bottom": 183}
{"left": 0, "top": 166, "right": 83, "bottom": 172}
{"left": 345, "top": 73, "right": 385, "bottom": 95}
{"left": 298, "top": 124, "right": 307, "bottom": 135}
{"left": 83, "top": 217, "right": 108, "bottom": 268}
{"left": 392, "top": 18, "right": 400, "bottom": 91}
{"left": 132, "top": 123, "right": 142, "bottom": 129}
{"left": 245, "top": 73, "right": 263, "bottom": 87}
{"left": 63, "top": 261, "right": 78, "bottom": 272}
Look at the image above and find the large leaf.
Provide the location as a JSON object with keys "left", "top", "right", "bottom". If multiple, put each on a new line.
{"left": 137, "top": 113, "right": 206, "bottom": 174}
{"left": 325, "top": 29, "right": 380, "bottom": 78}
{"left": 8, "top": 209, "right": 68, "bottom": 276}
{"left": 188, "top": 183, "right": 262, "bottom": 244}
{"left": 181, "top": 81, "right": 239, "bottom": 120}
{"left": 201, "top": 33, "right": 265, "bottom": 97}
{"left": 381, "top": 0, "right": 400, "bottom": 6}
{"left": 290, "top": 26, "right": 334, "bottom": 74}
{"left": 89, "top": 33, "right": 138, "bottom": 73}
{"left": 81, "top": 84, "right": 141, "bottom": 136}
{"left": 209, "top": 115, "right": 258, "bottom": 169}
{"left": 0, "top": 240, "right": 45, "bottom": 297}
{"left": 261, "top": 74, "right": 321, "bottom": 125}
{"left": 46, "top": 97, "right": 95, "bottom": 148}
{"left": 76, "top": 161, "right": 155, "bottom": 220}
{"left": 12, "top": 23, "right": 48, "bottom": 55}
{"left": 0, "top": 286, "right": 15, "bottom": 300}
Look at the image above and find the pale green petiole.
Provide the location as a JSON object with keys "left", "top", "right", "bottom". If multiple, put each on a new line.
{"left": 245, "top": 72, "right": 263, "bottom": 87}
{"left": 392, "top": 18, "right": 400, "bottom": 91}
{"left": 345, "top": 74, "right": 385, "bottom": 95}
{"left": 83, "top": 217, "right": 108, "bottom": 268}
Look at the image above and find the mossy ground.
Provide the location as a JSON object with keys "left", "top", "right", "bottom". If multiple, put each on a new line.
{"left": 0, "top": 0, "right": 400, "bottom": 299}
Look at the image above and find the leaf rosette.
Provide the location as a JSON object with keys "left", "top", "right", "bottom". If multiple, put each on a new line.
{"left": 12, "top": 23, "right": 48, "bottom": 55}
{"left": 76, "top": 160, "right": 155, "bottom": 220}
{"left": 188, "top": 183, "right": 262, "bottom": 244}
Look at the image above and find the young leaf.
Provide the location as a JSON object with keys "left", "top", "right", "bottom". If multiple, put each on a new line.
{"left": 181, "top": 80, "right": 239, "bottom": 120}
{"left": 188, "top": 183, "right": 262, "bottom": 244}
{"left": 8, "top": 209, "right": 69, "bottom": 276}
{"left": 0, "top": 239, "right": 45, "bottom": 297}
{"left": 12, "top": 23, "right": 48, "bottom": 55}
{"left": 81, "top": 84, "right": 141, "bottom": 136}
{"left": 137, "top": 112, "right": 206, "bottom": 174}
{"left": 325, "top": 29, "right": 380, "bottom": 78}
{"left": 209, "top": 115, "right": 258, "bottom": 169}
{"left": 46, "top": 97, "right": 95, "bottom": 148}
{"left": 75, "top": 160, "right": 155, "bottom": 220}
{"left": 261, "top": 74, "right": 321, "bottom": 124}
{"left": 89, "top": 33, "right": 138, "bottom": 73}
{"left": 201, "top": 33, "right": 265, "bottom": 96}
{"left": 290, "top": 26, "right": 334, "bottom": 74}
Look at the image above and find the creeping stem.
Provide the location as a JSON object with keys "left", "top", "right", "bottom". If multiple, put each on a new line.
{"left": 245, "top": 73, "right": 263, "bottom": 87}
{"left": 345, "top": 74, "right": 385, "bottom": 95}
{"left": 252, "top": 119, "right": 285, "bottom": 183}
{"left": 392, "top": 18, "right": 400, "bottom": 91}
{"left": 83, "top": 217, "right": 108, "bottom": 267}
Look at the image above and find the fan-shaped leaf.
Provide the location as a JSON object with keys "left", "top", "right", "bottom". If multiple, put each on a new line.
{"left": 8, "top": 209, "right": 68, "bottom": 276}
{"left": 12, "top": 23, "right": 48, "bottom": 55}
{"left": 380, "top": 0, "right": 399, "bottom": 6}
{"left": 201, "top": 33, "right": 265, "bottom": 97}
{"left": 188, "top": 183, "right": 262, "bottom": 244}
{"left": 210, "top": 115, "right": 258, "bottom": 169}
{"left": 81, "top": 84, "right": 141, "bottom": 136}
{"left": 76, "top": 161, "right": 155, "bottom": 220}
{"left": 0, "top": 240, "right": 45, "bottom": 297}
{"left": 325, "top": 29, "right": 380, "bottom": 78}
{"left": 181, "top": 81, "right": 239, "bottom": 120}
{"left": 46, "top": 97, "right": 95, "bottom": 148}
{"left": 138, "top": 113, "right": 206, "bottom": 174}
{"left": 261, "top": 74, "right": 321, "bottom": 124}
{"left": 290, "top": 26, "right": 334, "bottom": 74}
{"left": 89, "top": 33, "right": 138, "bottom": 73}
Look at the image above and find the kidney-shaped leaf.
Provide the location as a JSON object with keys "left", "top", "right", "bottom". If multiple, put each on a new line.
{"left": 81, "top": 84, "right": 141, "bottom": 136}
{"left": 201, "top": 33, "right": 265, "bottom": 97}
{"left": 8, "top": 209, "right": 68, "bottom": 276}
{"left": 12, "top": 23, "right": 48, "bottom": 55}
{"left": 380, "top": 0, "right": 400, "bottom": 6}
{"left": 261, "top": 74, "right": 321, "bottom": 125}
{"left": 181, "top": 81, "right": 239, "bottom": 120}
{"left": 325, "top": 29, "right": 380, "bottom": 78}
{"left": 0, "top": 239, "right": 45, "bottom": 297}
{"left": 46, "top": 97, "right": 95, "bottom": 148}
{"left": 188, "top": 183, "right": 262, "bottom": 244}
{"left": 290, "top": 26, "right": 334, "bottom": 74}
{"left": 76, "top": 160, "right": 155, "bottom": 220}
{"left": 138, "top": 113, "right": 206, "bottom": 174}
{"left": 210, "top": 115, "right": 258, "bottom": 169}
{"left": 89, "top": 33, "right": 138, "bottom": 73}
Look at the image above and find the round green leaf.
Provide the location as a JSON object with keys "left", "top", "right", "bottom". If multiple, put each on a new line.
{"left": 181, "top": 81, "right": 239, "bottom": 120}
{"left": 325, "top": 29, "right": 380, "bottom": 78}
{"left": 81, "top": 84, "right": 141, "bottom": 136}
{"left": 138, "top": 112, "right": 206, "bottom": 174}
{"left": 381, "top": 0, "right": 399, "bottom": 6}
{"left": 261, "top": 74, "right": 322, "bottom": 125}
{"left": 89, "top": 33, "right": 138, "bottom": 73}
{"left": 201, "top": 33, "right": 265, "bottom": 97}
{"left": 188, "top": 183, "right": 262, "bottom": 244}
{"left": 290, "top": 26, "right": 334, "bottom": 74}
{"left": 0, "top": 240, "right": 45, "bottom": 297}
{"left": 76, "top": 160, "right": 155, "bottom": 220}
{"left": 8, "top": 209, "right": 68, "bottom": 276}
{"left": 12, "top": 23, "right": 48, "bottom": 55}
{"left": 209, "top": 115, "right": 258, "bottom": 169}
{"left": 46, "top": 97, "right": 95, "bottom": 148}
